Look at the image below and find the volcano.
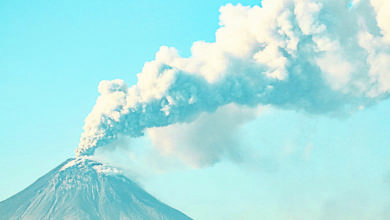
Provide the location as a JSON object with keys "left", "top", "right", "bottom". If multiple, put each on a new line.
{"left": 0, "top": 157, "right": 191, "bottom": 220}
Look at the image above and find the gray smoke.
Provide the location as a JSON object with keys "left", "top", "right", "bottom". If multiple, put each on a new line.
{"left": 76, "top": 0, "right": 390, "bottom": 162}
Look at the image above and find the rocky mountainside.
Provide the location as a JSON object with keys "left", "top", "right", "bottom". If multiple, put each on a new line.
{"left": 0, "top": 157, "right": 191, "bottom": 220}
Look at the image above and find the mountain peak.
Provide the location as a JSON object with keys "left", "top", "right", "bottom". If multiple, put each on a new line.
{"left": 0, "top": 158, "right": 191, "bottom": 220}
{"left": 59, "top": 157, "right": 121, "bottom": 174}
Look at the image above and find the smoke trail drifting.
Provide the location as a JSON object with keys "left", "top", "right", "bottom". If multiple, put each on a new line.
{"left": 76, "top": 0, "right": 390, "bottom": 157}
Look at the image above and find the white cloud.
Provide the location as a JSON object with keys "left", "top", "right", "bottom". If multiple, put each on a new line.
{"left": 317, "top": 53, "right": 354, "bottom": 91}
{"left": 76, "top": 0, "right": 390, "bottom": 166}
{"left": 370, "top": 0, "right": 390, "bottom": 42}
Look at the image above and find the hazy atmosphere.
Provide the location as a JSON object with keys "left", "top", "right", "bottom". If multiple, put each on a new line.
{"left": 1, "top": 0, "right": 390, "bottom": 219}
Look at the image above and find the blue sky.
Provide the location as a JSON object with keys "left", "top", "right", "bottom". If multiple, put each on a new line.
{"left": 0, "top": 0, "right": 259, "bottom": 202}
{"left": 1, "top": 0, "right": 390, "bottom": 219}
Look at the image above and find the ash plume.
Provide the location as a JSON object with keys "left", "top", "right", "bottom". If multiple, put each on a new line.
{"left": 76, "top": 0, "right": 390, "bottom": 161}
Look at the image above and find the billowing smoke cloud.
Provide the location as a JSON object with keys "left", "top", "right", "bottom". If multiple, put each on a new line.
{"left": 76, "top": 0, "right": 390, "bottom": 158}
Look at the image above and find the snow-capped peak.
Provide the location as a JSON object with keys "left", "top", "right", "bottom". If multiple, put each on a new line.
{"left": 59, "top": 156, "right": 121, "bottom": 175}
{"left": 0, "top": 158, "right": 191, "bottom": 220}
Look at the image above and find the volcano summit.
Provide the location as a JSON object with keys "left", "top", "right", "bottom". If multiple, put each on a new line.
{"left": 0, "top": 157, "right": 191, "bottom": 220}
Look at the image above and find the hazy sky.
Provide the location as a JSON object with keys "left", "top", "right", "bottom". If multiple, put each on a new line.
{"left": 1, "top": 0, "right": 390, "bottom": 219}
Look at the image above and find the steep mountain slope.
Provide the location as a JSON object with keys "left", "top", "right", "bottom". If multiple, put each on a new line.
{"left": 0, "top": 158, "right": 191, "bottom": 220}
